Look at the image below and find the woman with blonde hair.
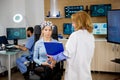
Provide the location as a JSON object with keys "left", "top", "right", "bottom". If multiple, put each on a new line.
{"left": 48, "top": 11, "right": 95, "bottom": 80}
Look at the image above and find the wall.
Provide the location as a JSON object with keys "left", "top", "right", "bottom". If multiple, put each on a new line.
{"left": 0, "top": 0, "right": 44, "bottom": 36}
{"left": 0, "top": 0, "right": 44, "bottom": 73}
{"left": 0, "top": 0, "right": 26, "bottom": 36}
{"left": 44, "top": 0, "right": 120, "bottom": 38}
{"left": 25, "top": 0, "right": 44, "bottom": 27}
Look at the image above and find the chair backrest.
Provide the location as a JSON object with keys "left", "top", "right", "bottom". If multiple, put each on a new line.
{"left": 34, "top": 25, "right": 41, "bottom": 42}
{"left": 52, "top": 25, "right": 58, "bottom": 40}
{"left": 34, "top": 25, "right": 58, "bottom": 41}
{"left": 33, "top": 25, "right": 63, "bottom": 80}
{"left": 33, "top": 24, "right": 59, "bottom": 67}
{"left": 0, "top": 36, "right": 9, "bottom": 44}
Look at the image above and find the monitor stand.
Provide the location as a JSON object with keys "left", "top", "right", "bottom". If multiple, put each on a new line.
{"left": 14, "top": 39, "right": 18, "bottom": 45}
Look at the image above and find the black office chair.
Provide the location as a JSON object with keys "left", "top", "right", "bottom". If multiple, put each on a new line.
{"left": 26, "top": 25, "right": 41, "bottom": 80}
{"left": 51, "top": 25, "right": 64, "bottom": 76}
{"left": 0, "top": 36, "right": 9, "bottom": 50}
{"left": 34, "top": 25, "right": 41, "bottom": 42}
{"left": 28, "top": 25, "right": 64, "bottom": 80}
{"left": 48, "top": 25, "right": 64, "bottom": 80}
{"left": 0, "top": 36, "right": 9, "bottom": 45}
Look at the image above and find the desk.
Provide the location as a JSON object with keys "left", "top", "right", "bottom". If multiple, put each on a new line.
{"left": 0, "top": 50, "right": 21, "bottom": 80}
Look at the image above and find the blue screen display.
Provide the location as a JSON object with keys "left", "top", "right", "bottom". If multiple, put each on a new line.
{"left": 90, "top": 4, "right": 111, "bottom": 17}
{"left": 92, "top": 23, "right": 107, "bottom": 35}
{"left": 63, "top": 23, "right": 74, "bottom": 35}
{"left": 107, "top": 10, "right": 120, "bottom": 44}
{"left": 64, "top": 6, "right": 84, "bottom": 18}
{"left": 6, "top": 28, "right": 26, "bottom": 40}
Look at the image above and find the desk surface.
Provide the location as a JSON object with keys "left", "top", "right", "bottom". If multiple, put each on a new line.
{"left": 0, "top": 50, "right": 20, "bottom": 55}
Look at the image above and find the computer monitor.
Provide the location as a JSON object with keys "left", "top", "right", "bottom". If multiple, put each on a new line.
{"left": 64, "top": 6, "right": 84, "bottom": 18}
{"left": 6, "top": 28, "right": 26, "bottom": 45}
{"left": 90, "top": 4, "right": 111, "bottom": 17}
{"left": 107, "top": 10, "right": 120, "bottom": 44}
{"left": 92, "top": 23, "right": 107, "bottom": 35}
{"left": 63, "top": 23, "right": 74, "bottom": 35}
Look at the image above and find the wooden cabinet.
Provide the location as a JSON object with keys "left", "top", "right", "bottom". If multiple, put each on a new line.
{"left": 91, "top": 40, "right": 120, "bottom": 72}
{"left": 59, "top": 39, "right": 120, "bottom": 72}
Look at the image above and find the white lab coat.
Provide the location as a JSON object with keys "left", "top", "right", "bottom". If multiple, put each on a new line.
{"left": 63, "top": 30, "right": 95, "bottom": 80}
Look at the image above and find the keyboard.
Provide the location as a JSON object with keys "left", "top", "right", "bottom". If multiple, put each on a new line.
{"left": 6, "top": 44, "right": 16, "bottom": 48}
{"left": 5, "top": 44, "right": 19, "bottom": 51}
{"left": 6, "top": 48, "right": 20, "bottom": 52}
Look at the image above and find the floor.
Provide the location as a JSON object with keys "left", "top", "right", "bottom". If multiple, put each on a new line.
{"left": 0, "top": 70, "right": 120, "bottom": 80}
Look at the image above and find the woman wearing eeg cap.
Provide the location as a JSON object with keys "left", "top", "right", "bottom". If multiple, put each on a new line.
{"left": 33, "top": 21, "right": 61, "bottom": 80}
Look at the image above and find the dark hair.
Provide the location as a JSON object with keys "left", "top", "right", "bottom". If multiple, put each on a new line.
{"left": 27, "top": 27, "right": 34, "bottom": 33}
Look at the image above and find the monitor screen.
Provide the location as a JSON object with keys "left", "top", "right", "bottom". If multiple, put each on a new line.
{"left": 90, "top": 4, "right": 111, "bottom": 17}
{"left": 63, "top": 23, "right": 74, "bottom": 35}
{"left": 6, "top": 28, "right": 26, "bottom": 40}
{"left": 64, "top": 6, "right": 84, "bottom": 18}
{"left": 92, "top": 23, "right": 107, "bottom": 35}
{"left": 107, "top": 10, "right": 120, "bottom": 44}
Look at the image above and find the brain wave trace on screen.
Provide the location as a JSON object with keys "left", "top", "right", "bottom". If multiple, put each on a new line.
{"left": 7, "top": 28, "right": 26, "bottom": 40}
{"left": 63, "top": 23, "right": 74, "bottom": 35}
{"left": 64, "top": 6, "right": 84, "bottom": 18}
{"left": 90, "top": 4, "right": 111, "bottom": 17}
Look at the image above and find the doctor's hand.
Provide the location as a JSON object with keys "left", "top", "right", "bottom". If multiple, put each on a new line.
{"left": 42, "top": 61, "right": 54, "bottom": 69}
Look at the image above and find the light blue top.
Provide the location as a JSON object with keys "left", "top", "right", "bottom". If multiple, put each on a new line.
{"left": 33, "top": 38, "right": 58, "bottom": 65}
{"left": 25, "top": 35, "right": 34, "bottom": 56}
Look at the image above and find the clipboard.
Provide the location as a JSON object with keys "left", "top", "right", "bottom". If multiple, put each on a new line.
{"left": 44, "top": 42, "right": 64, "bottom": 55}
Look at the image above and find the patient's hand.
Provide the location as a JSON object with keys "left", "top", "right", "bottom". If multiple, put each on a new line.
{"left": 47, "top": 55, "right": 54, "bottom": 62}
{"left": 42, "top": 61, "right": 54, "bottom": 69}
{"left": 47, "top": 55, "right": 56, "bottom": 69}
{"left": 51, "top": 59, "right": 56, "bottom": 68}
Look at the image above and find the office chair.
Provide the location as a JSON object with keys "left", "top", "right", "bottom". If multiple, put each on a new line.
{"left": 49, "top": 25, "right": 64, "bottom": 80}
{"left": 0, "top": 36, "right": 9, "bottom": 45}
{"left": 34, "top": 25, "right": 41, "bottom": 42}
{"left": 51, "top": 25, "right": 64, "bottom": 76}
{"left": 28, "top": 25, "right": 64, "bottom": 80}
{"left": 26, "top": 25, "right": 41, "bottom": 80}
{"left": 0, "top": 36, "right": 8, "bottom": 50}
